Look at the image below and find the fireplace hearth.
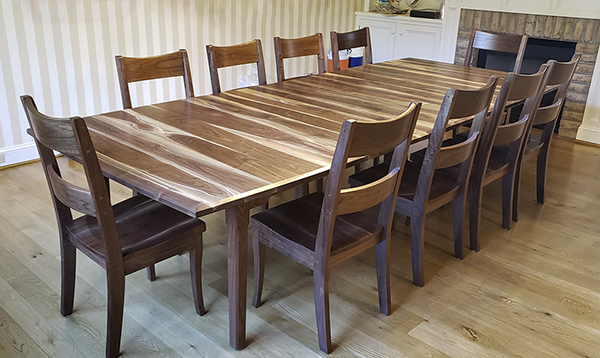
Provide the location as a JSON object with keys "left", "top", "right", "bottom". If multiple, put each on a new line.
{"left": 455, "top": 10, "right": 599, "bottom": 138}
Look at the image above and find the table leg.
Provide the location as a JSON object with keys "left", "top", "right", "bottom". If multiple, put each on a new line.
{"left": 225, "top": 204, "right": 249, "bottom": 350}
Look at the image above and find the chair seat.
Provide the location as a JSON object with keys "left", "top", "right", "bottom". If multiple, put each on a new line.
{"left": 251, "top": 192, "right": 384, "bottom": 268}
{"left": 350, "top": 161, "right": 459, "bottom": 208}
{"left": 523, "top": 134, "right": 543, "bottom": 160}
{"left": 67, "top": 195, "right": 205, "bottom": 265}
{"left": 482, "top": 147, "right": 511, "bottom": 185}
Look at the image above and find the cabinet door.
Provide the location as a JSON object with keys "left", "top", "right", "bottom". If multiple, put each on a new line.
{"left": 395, "top": 23, "right": 442, "bottom": 61}
{"left": 356, "top": 18, "right": 397, "bottom": 63}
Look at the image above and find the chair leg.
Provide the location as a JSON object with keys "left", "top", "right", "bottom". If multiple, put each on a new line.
{"left": 536, "top": 149, "right": 548, "bottom": 204}
{"left": 190, "top": 241, "right": 206, "bottom": 316}
{"left": 316, "top": 178, "right": 324, "bottom": 193}
{"left": 313, "top": 267, "right": 332, "bottom": 353}
{"left": 294, "top": 184, "right": 309, "bottom": 198}
{"left": 252, "top": 235, "right": 266, "bottom": 308}
{"left": 452, "top": 196, "right": 465, "bottom": 260}
{"left": 512, "top": 158, "right": 523, "bottom": 223}
{"left": 146, "top": 265, "right": 157, "bottom": 281}
{"left": 262, "top": 202, "right": 269, "bottom": 211}
{"left": 106, "top": 271, "right": 125, "bottom": 358}
{"left": 502, "top": 172, "right": 515, "bottom": 230}
{"left": 60, "top": 241, "right": 77, "bottom": 316}
{"left": 410, "top": 211, "right": 426, "bottom": 287}
{"left": 468, "top": 184, "right": 482, "bottom": 252}
{"left": 375, "top": 239, "right": 391, "bottom": 315}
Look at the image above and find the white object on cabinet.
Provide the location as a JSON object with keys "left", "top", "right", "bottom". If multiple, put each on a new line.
{"left": 355, "top": 12, "right": 442, "bottom": 62}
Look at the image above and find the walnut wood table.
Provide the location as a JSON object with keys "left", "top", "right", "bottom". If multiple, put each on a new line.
{"left": 83, "top": 58, "right": 506, "bottom": 350}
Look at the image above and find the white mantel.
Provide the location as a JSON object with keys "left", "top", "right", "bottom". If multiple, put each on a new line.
{"left": 363, "top": 0, "right": 600, "bottom": 144}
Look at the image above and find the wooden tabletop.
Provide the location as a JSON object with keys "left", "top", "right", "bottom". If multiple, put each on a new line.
{"left": 85, "top": 58, "right": 505, "bottom": 219}
{"left": 83, "top": 58, "right": 507, "bottom": 350}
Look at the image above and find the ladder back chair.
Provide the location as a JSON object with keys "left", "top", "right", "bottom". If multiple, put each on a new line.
{"left": 274, "top": 33, "right": 326, "bottom": 82}
{"left": 350, "top": 77, "right": 498, "bottom": 287}
{"left": 115, "top": 49, "right": 194, "bottom": 109}
{"left": 251, "top": 102, "right": 421, "bottom": 353}
{"left": 206, "top": 39, "right": 267, "bottom": 94}
{"left": 464, "top": 29, "right": 528, "bottom": 73}
{"left": 467, "top": 64, "right": 550, "bottom": 251}
{"left": 512, "top": 53, "right": 581, "bottom": 220}
{"left": 21, "top": 95, "right": 207, "bottom": 358}
{"left": 330, "top": 27, "right": 373, "bottom": 71}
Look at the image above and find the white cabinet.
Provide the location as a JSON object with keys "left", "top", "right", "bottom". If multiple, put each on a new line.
{"left": 355, "top": 17, "right": 397, "bottom": 63}
{"left": 355, "top": 12, "right": 442, "bottom": 62}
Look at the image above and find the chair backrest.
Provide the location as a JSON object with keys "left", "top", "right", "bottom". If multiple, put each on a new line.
{"left": 470, "top": 64, "right": 550, "bottom": 188}
{"left": 464, "top": 29, "right": 528, "bottom": 73}
{"left": 330, "top": 27, "right": 373, "bottom": 71}
{"left": 315, "top": 102, "right": 421, "bottom": 258}
{"left": 544, "top": 52, "right": 581, "bottom": 112}
{"left": 20, "top": 95, "right": 124, "bottom": 267}
{"left": 206, "top": 39, "right": 267, "bottom": 94}
{"left": 274, "top": 33, "right": 326, "bottom": 82}
{"left": 415, "top": 76, "right": 498, "bottom": 209}
{"left": 115, "top": 49, "right": 194, "bottom": 109}
{"left": 528, "top": 53, "right": 581, "bottom": 149}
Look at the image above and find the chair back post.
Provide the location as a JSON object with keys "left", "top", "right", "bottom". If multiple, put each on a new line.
{"left": 206, "top": 39, "right": 267, "bottom": 94}
{"left": 115, "top": 49, "right": 194, "bottom": 109}
{"left": 274, "top": 33, "right": 326, "bottom": 82}
{"left": 330, "top": 27, "right": 373, "bottom": 71}
{"left": 314, "top": 120, "right": 356, "bottom": 265}
{"left": 71, "top": 117, "right": 125, "bottom": 271}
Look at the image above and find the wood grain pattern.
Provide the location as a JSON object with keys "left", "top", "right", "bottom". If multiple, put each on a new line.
{"left": 82, "top": 59, "right": 508, "bottom": 350}
{"left": 21, "top": 95, "right": 208, "bottom": 358}
{"left": 250, "top": 102, "right": 419, "bottom": 352}
{"left": 84, "top": 59, "right": 507, "bottom": 219}
{"left": 2, "top": 136, "right": 600, "bottom": 357}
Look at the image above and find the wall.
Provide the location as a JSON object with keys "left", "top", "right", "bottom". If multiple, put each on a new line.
{"left": 0, "top": 0, "right": 363, "bottom": 167}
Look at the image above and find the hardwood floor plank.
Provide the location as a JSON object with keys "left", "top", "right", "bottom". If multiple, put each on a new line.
{"left": 0, "top": 305, "right": 49, "bottom": 358}
{"left": 1, "top": 136, "right": 599, "bottom": 356}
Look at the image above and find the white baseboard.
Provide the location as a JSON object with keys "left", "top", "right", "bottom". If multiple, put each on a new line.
{"left": 576, "top": 125, "right": 600, "bottom": 145}
{"left": 0, "top": 142, "right": 39, "bottom": 168}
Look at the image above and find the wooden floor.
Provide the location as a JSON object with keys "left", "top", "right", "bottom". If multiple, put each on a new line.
{"left": 0, "top": 136, "right": 599, "bottom": 357}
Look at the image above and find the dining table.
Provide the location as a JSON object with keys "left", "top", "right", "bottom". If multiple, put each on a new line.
{"left": 83, "top": 58, "right": 507, "bottom": 350}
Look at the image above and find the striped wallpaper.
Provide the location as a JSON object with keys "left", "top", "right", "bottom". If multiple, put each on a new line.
{"left": 0, "top": 0, "right": 364, "bottom": 166}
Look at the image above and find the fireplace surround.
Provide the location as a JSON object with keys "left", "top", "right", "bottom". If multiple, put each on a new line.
{"left": 454, "top": 9, "right": 599, "bottom": 138}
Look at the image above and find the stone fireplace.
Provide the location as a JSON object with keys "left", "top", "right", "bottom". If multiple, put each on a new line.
{"left": 454, "top": 9, "right": 599, "bottom": 138}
